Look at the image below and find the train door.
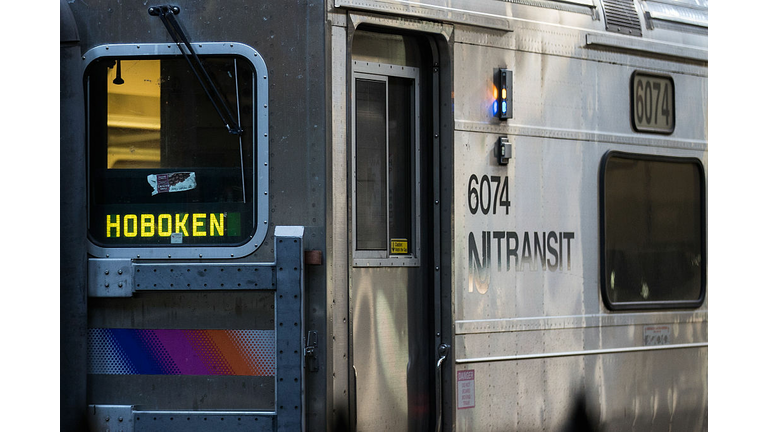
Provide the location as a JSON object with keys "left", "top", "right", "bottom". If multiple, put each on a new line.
{"left": 81, "top": 40, "right": 305, "bottom": 431}
{"left": 349, "top": 30, "right": 441, "bottom": 432}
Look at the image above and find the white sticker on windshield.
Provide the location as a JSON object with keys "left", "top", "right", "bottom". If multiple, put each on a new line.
{"left": 147, "top": 172, "right": 197, "bottom": 196}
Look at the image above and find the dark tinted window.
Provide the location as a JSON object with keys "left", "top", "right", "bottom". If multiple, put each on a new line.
{"left": 86, "top": 56, "right": 255, "bottom": 247}
{"left": 601, "top": 152, "right": 705, "bottom": 309}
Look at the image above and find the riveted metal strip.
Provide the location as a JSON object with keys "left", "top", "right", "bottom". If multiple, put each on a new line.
{"left": 132, "top": 262, "right": 275, "bottom": 291}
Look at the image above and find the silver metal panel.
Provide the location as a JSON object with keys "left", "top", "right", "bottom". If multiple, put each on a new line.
{"left": 585, "top": 32, "right": 708, "bottom": 61}
{"left": 350, "top": 267, "right": 419, "bottom": 432}
{"left": 449, "top": 16, "right": 707, "bottom": 429}
{"left": 88, "top": 405, "right": 134, "bottom": 432}
{"left": 452, "top": 22, "right": 706, "bottom": 76}
{"left": 88, "top": 258, "right": 134, "bottom": 297}
{"left": 642, "top": 0, "right": 709, "bottom": 28}
{"left": 132, "top": 262, "right": 275, "bottom": 291}
{"left": 453, "top": 133, "right": 706, "bottom": 324}
{"left": 454, "top": 347, "right": 707, "bottom": 430}
{"left": 133, "top": 411, "right": 275, "bottom": 432}
{"left": 338, "top": 0, "right": 602, "bottom": 33}
{"left": 83, "top": 42, "right": 270, "bottom": 260}
{"left": 452, "top": 44, "right": 707, "bottom": 142}
{"left": 456, "top": 310, "right": 707, "bottom": 334}
{"left": 455, "top": 320, "right": 707, "bottom": 361}
{"left": 87, "top": 406, "right": 277, "bottom": 432}
{"left": 328, "top": 23, "right": 351, "bottom": 431}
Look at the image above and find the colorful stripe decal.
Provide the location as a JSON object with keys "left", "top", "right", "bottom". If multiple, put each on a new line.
{"left": 88, "top": 329, "right": 275, "bottom": 376}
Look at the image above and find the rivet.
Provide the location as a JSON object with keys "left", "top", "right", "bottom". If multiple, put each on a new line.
{"left": 117, "top": 269, "right": 123, "bottom": 275}
{"left": 118, "top": 282, "right": 123, "bottom": 288}
{"left": 105, "top": 283, "right": 109, "bottom": 287}
{"left": 105, "top": 270, "right": 109, "bottom": 275}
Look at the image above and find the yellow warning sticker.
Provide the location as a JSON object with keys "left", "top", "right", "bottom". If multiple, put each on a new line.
{"left": 390, "top": 239, "right": 409, "bottom": 254}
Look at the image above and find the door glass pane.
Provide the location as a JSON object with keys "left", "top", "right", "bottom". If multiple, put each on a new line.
{"left": 388, "top": 77, "right": 413, "bottom": 253}
{"left": 355, "top": 79, "right": 388, "bottom": 250}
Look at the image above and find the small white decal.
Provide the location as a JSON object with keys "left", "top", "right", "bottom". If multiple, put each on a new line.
{"left": 147, "top": 172, "right": 197, "bottom": 196}
{"left": 643, "top": 325, "right": 670, "bottom": 346}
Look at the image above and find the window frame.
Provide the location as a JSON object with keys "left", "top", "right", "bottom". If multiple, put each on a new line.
{"left": 351, "top": 62, "right": 421, "bottom": 268}
{"left": 599, "top": 150, "right": 707, "bottom": 311}
{"left": 83, "top": 42, "right": 269, "bottom": 259}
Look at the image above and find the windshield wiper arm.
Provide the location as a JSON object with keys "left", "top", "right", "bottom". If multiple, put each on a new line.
{"left": 148, "top": 5, "right": 243, "bottom": 135}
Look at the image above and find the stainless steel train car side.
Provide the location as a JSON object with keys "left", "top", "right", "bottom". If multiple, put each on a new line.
{"left": 60, "top": 0, "right": 708, "bottom": 431}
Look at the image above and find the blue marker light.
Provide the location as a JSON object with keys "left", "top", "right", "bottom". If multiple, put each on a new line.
{"left": 501, "top": 101, "right": 507, "bottom": 114}
{"left": 493, "top": 100, "right": 498, "bottom": 115}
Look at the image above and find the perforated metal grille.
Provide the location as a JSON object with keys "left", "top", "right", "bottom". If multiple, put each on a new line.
{"left": 603, "top": 0, "right": 642, "bottom": 36}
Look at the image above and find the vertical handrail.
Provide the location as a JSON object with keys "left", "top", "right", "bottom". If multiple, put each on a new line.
{"left": 435, "top": 343, "right": 450, "bottom": 432}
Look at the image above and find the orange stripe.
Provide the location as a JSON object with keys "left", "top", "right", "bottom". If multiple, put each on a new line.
{"left": 208, "top": 330, "right": 255, "bottom": 376}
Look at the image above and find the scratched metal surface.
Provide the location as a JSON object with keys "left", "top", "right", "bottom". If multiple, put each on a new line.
{"left": 449, "top": 7, "right": 708, "bottom": 430}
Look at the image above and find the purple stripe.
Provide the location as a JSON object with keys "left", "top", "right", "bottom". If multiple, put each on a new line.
{"left": 153, "top": 330, "right": 211, "bottom": 375}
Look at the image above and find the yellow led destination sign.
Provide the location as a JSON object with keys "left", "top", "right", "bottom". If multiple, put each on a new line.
{"left": 106, "top": 212, "right": 234, "bottom": 238}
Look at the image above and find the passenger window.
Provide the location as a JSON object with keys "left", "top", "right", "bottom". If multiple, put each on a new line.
{"left": 600, "top": 152, "right": 706, "bottom": 310}
{"left": 86, "top": 54, "right": 258, "bottom": 250}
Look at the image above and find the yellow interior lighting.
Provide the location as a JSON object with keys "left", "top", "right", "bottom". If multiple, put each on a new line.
{"left": 107, "top": 60, "right": 161, "bottom": 169}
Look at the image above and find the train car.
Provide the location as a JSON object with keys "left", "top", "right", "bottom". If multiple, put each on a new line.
{"left": 60, "top": 0, "right": 708, "bottom": 430}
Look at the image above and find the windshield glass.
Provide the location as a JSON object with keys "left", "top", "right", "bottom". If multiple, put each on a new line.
{"left": 87, "top": 55, "right": 256, "bottom": 248}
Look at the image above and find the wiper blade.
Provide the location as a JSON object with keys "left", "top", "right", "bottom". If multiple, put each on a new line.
{"left": 148, "top": 5, "right": 243, "bottom": 135}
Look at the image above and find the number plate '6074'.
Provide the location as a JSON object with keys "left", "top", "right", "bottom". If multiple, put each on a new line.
{"left": 631, "top": 72, "right": 675, "bottom": 134}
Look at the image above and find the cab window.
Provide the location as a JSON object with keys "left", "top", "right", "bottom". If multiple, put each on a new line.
{"left": 86, "top": 55, "right": 256, "bottom": 249}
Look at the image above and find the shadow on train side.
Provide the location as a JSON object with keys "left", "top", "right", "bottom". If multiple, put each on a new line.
{"left": 562, "top": 393, "right": 597, "bottom": 432}
{"left": 329, "top": 396, "right": 596, "bottom": 431}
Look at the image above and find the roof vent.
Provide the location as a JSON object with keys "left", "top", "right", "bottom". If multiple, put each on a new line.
{"left": 602, "top": 0, "right": 643, "bottom": 37}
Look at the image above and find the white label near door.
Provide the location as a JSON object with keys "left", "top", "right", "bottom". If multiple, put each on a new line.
{"left": 457, "top": 370, "right": 475, "bottom": 409}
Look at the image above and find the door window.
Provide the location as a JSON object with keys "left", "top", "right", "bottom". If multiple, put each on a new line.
{"left": 352, "top": 63, "right": 420, "bottom": 266}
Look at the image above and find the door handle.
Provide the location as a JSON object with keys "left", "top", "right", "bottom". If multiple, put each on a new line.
{"left": 435, "top": 343, "right": 450, "bottom": 432}
{"left": 351, "top": 365, "right": 358, "bottom": 432}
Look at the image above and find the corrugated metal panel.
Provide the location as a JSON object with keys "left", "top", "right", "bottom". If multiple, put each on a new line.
{"left": 603, "top": 0, "right": 643, "bottom": 36}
